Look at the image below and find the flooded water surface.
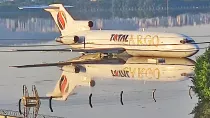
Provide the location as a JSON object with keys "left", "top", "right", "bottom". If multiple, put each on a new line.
{"left": 0, "top": 8, "right": 209, "bottom": 118}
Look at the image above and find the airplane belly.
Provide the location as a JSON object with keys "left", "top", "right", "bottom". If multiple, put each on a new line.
{"left": 125, "top": 50, "right": 198, "bottom": 57}
{"left": 124, "top": 44, "right": 198, "bottom": 57}
{"left": 70, "top": 44, "right": 198, "bottom": 57}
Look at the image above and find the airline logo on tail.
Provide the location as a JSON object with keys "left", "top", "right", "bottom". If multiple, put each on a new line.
{"left": 57, "top": 11, "right": 67, "bottom": 30}
{"left": 59, "top": 75, "right": 69, "bottom": 95}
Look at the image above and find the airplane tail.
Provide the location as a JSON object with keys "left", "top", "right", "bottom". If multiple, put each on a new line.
{"left": 47, "top": 70, "right": 93, "bottom": 101}
{"left": 44, "top": 4, "right": 92, "bottom": 36}
{"left": 46, "top": 71, "right": 76, "bottom": 101}
{"left": 44, "top": 4, "right": 74, "bottom": 36}
{"left": 19, "top": 4, "right": 93, "bottom": 36}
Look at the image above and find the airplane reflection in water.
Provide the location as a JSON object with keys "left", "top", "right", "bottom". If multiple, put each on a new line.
{"left": 49, "top": 56, "right": 195, "bottom": 100}
{"left": 75, "top": 56, "right": 195, "bottom": 81}
{"left": 11, "top": 54, "right": 195, "bottom": 101}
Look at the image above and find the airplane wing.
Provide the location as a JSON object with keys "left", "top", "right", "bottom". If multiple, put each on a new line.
{"left": 9, "top": 61, "right": 72, "bottom": 68}
{"left": 0, "top": 44, "right": 64, "bottom": 47}
{"left": 0, "top": 47, "right": 125, "bottom": 53}
{"left": 9, "top": 53, "right": 102, "bottom": 68}
{"left": 9, "top": 54, "right": 126, "bottom": 68}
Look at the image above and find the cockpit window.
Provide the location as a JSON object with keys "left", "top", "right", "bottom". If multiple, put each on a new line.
{"left": 187, "top": 40, "right": 195, "bottom": 43}
{"left": 180, "top": 38, "right": 195, "bottom": 44}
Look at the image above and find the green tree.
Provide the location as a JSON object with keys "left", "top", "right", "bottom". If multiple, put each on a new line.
{"left": 191, "top": 101, "right": 210, "bottom": 118}
{"left": 192, "top": 47, "right": 210, "bottom": 101}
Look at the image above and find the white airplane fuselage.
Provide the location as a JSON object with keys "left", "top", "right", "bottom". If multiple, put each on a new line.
{"left": 59, "top": 30, "right": 199, "bottom": 57}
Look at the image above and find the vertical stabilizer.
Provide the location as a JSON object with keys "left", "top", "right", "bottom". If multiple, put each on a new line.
{"left": 19, "top": 4, "right": 91, "bottom": 36}
{"left": 46, "top": 71, "right": 77, "bottom": 101}
{"left": 44, "top": 4, "right": 74, "bottom": 36}
{"left": 47, "top": 70, "right": 92, "bottom": 101}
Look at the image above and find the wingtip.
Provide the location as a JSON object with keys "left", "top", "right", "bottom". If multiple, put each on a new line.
{"left": 0, "top": 49, "right": 17, "bottom": 52}
{"left": 9, "top": 66, "right": 19, "bottom": 68}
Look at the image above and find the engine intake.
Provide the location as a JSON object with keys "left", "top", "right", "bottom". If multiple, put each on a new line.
{"left": 74, "top": 36, "right": 79, "bottom": 43}
{"left": 62, "top": 65, "right": 80, "bottom": 73}
{"left": 55, "top": 35, "right": 84, "bottom": 44}
{"left": 73, "top": 20, "right": 94, "bottom": 29}
{"left": 88, "top": 21, "right": 93, "bottom": 28}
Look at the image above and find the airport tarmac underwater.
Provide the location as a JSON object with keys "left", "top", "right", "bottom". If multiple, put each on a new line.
{"left": 0, "top": 10, "right": 210, "bottom": 118}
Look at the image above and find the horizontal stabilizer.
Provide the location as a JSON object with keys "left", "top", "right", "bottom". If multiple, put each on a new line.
{"left": 18, "top": 5, "right": 73, "bottom": 10}
{"left": 47, "top": 92, "right": 62, "bottom": 98}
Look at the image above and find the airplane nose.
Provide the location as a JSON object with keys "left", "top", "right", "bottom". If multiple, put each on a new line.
{"left": 194, "top": 43, "right": 199, "bottom": 53}
{"left": 189, "top": 43, "right": 199, "bottom": 56}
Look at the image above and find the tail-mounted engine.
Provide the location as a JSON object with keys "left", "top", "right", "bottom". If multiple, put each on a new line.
{"left": 79, "top": 78, "right": 96, "bottom": 87}
{"left": 61, "top": 65, "right": 86, "bottom": 73}
{"left": 55, "top": 20, "right": 93, "bottom": 45}
{"left": 74, "top": 20, "right": 94, "bottom": 28}
{"left": 88, "top": 21, "right": 93, "bottom": 28}
{"left": 90, "top": 80, "right": 95, "bottom": 87}
{"left": 55, "top": 35, "right": 85, "bottom": 44}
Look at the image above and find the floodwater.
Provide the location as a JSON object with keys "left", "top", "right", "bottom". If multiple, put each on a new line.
{"left": 0, "top": 9, "right": 210, "bottom": 118}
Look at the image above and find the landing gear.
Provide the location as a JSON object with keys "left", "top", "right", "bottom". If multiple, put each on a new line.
{"left": 103, "top": 53, "right": 114, "bottom": 58}
{"left": 90, "top": 80, "right": 96, "bottom": 87}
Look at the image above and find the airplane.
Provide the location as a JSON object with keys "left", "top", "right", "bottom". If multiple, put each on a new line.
{"left": 11, "top": 54, "right": 195, "bottom": 101}
{"left": 8, "top": 4, "right": 200, "bottom": 58}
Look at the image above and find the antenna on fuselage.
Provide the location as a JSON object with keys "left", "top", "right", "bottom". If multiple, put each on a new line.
{"left": 84, "top": 38, "right": 86, "bottom": 49}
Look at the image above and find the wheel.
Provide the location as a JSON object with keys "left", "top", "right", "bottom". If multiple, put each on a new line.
{"left": 90, "top": 80, "right": 96, "bottom": 87}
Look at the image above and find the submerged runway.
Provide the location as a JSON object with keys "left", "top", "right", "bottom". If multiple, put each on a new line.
{"left": 0, "top": 40, "right": 199, "bottom": 118}
{"left": 1, "top": 21, "right": 210, "bottom": 117}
